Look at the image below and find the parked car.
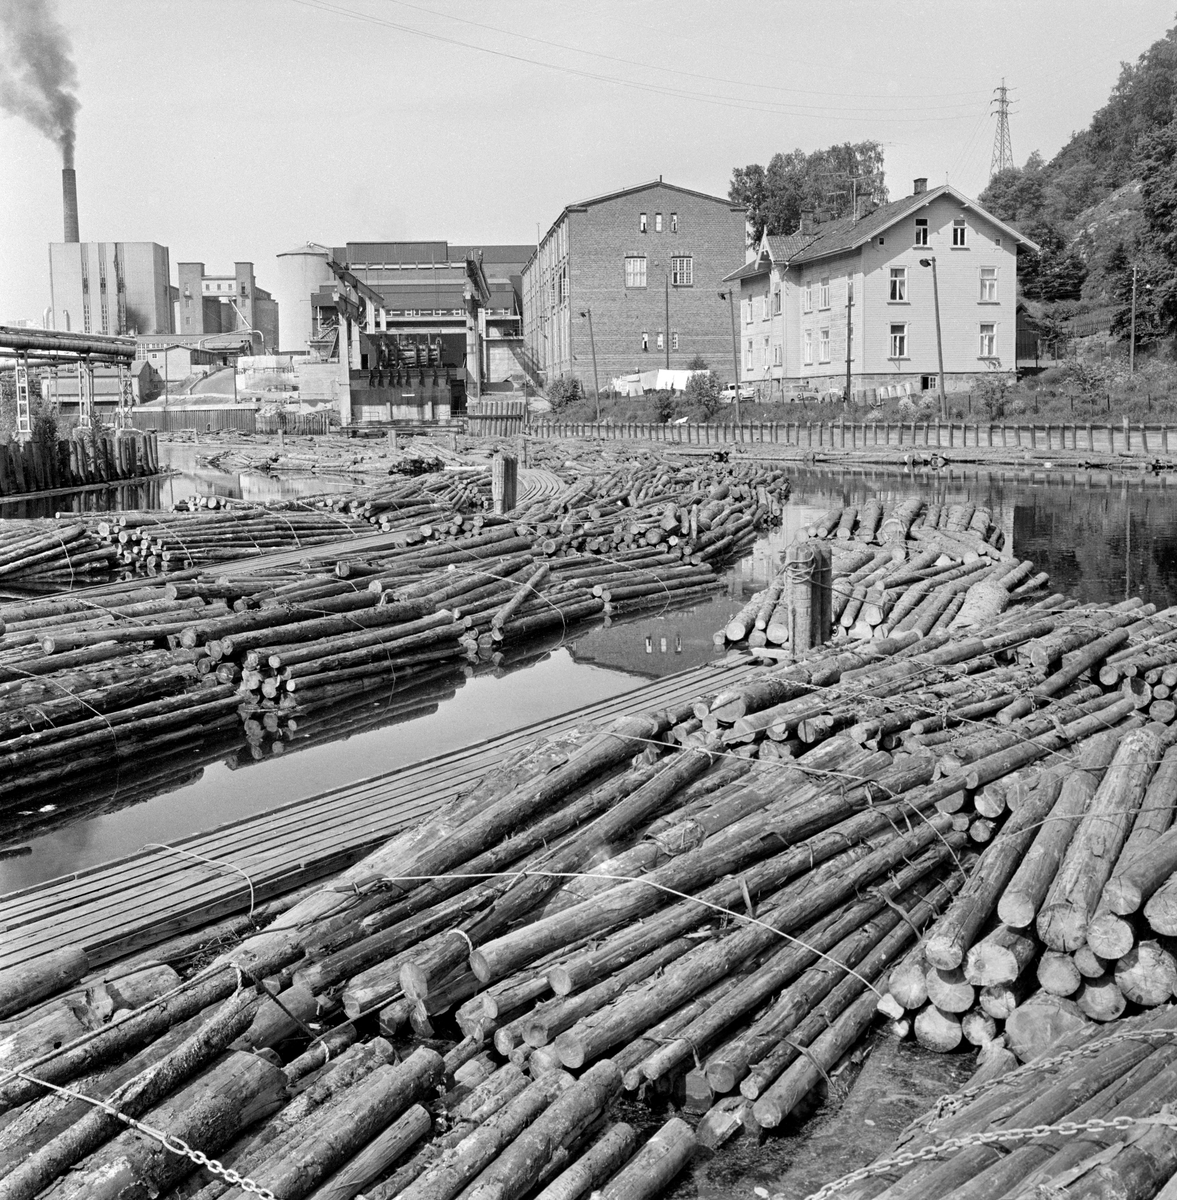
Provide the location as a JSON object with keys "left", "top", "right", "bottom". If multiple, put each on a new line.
{"left": 719, "top": 384, "right": 757, "bottom": 403}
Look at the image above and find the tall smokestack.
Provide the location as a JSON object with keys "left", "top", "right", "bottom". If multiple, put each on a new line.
{"left": 61, "top": 165, "right": 79, "bottom": 242}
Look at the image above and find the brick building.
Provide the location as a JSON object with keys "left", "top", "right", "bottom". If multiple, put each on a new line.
{"left": 177, "top": 261, "right": 279, "bottom": 353}
{"left": 522, "top": 180, "right": 747, "bottom": 389}
{"left": 723, "top": 179, "right": 1039, "bottom": 400}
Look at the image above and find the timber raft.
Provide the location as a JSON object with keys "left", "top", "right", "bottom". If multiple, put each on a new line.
{"left": 6, "top": 456, "right": 1177, "bottom": 1199}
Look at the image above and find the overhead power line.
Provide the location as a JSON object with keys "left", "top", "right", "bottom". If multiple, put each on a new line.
{"left": 379, "top": 0, "right": 994, "bottom": 106}
{"left": 289, "top": 0, "right": 993, "bottom": 122}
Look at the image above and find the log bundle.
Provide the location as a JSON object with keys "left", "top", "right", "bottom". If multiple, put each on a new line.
{"left": 828, "top": 1004, "right": 1177, "bottom": 1200}
{"left": 719, "top": 499, "right": 1031, "bottom": 652}
{"left": 0, "top": 430, "right": 159, "bottom": 500}
{"left": 6, "top": 567, "right": 1177, "bottom": 1197}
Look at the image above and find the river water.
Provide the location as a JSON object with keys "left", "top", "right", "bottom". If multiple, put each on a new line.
{"left": 2, "top": 458, "right": 1176, "bottom": 893}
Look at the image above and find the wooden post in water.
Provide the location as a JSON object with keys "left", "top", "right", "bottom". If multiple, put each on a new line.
{"left": 785, "top": 540, "right": 831, "bottom": 657}
{"left": 492, "top": 451, "right": 518, "bottom": 515}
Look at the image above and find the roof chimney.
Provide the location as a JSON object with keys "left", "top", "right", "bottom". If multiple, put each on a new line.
{"left": 913, "top": 177, "right": 927, "bottom": 195}
{"left": 799, "top": 210, "right": 815, "bottom": 235}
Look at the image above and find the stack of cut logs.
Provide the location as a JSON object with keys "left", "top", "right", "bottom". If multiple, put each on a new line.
{"left": 9, "top": 574, "right": 1177, "bottom": 1198}
{"left": 0, "top": 465, "right": 781, "bottom": 808}
{"left": 0, "top": 521, "right": 120, "bottom": 588}
{"left": 720, "top": 499, "right": 1047, "bottom": 651}
{"left": 825, "top": 1003, "right": 1177, "bottom": 1200}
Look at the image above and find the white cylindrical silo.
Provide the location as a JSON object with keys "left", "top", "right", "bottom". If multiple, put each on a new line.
{"left": 273, "top": 243, "right": 335, "bottom": 353}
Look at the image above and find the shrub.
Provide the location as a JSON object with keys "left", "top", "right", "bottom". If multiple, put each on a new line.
{"left": 684, "top": 370, "right": 724, "bottom": 418}
{"left": 547, "top": 374, "right": 584, "bottom": 412}
{"left": 973, "top": 372, "right": 1012, "bottom": 419}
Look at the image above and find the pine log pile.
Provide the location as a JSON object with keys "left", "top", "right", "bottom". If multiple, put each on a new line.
{"left": 7, "top": 574, "right": 1177, "bottom": 1197}
{"left": 719, "top": 499, "right": 1035, "bottom": 652}
{"left": 817, "top": 1003, "right": 1177, "bottom": 1200}
{"left": 0, "top": 429, "right": 159, "bottom": 500}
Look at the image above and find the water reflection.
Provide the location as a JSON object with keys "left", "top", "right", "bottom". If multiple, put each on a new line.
{"left": 0, "top": 441, "right": 356, "bottom": 519}
{"left": 5, "top": 462, "right": 1177, "bottom": 892}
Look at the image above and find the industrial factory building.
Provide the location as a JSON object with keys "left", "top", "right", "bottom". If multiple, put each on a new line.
{"left": 48, "top": 241, "right": 174, "bottom": 337}
{"left": 177, "top": 261, "right": 279, "bottom": 353}
{"left": 300, "top": 240, "right": 534, "bottom": 425}
{"left": 522, "top": 179, "right": 747, "bottom": 390}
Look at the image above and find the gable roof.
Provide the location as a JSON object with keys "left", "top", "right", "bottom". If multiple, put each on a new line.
{"left": 782, "top": 185, "right": 1040, "bottom": 265}
{"left": 721, "top": 254, "right": 772, "bottom": 283}
{"left": 567, "top": 178, "right": 743, "bottom": 212}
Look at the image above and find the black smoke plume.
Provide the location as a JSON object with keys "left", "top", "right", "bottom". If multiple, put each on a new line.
{"left": 0, "top": 0, "right": 79, "bottom": 166}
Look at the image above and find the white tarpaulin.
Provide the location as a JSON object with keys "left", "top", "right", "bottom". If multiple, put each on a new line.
{"left": 610, "top": 369, "right": 703, "bottom": 395}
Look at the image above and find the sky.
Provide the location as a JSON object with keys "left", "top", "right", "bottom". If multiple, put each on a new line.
{"left": 1, "top": 0, "right": 1174, "bottom": 327}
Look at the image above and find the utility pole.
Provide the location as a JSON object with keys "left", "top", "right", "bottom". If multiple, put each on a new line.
{"left": 843, "top": 279, "right": 853, "bottom": 409}
{"left": 580, "top": 309, "right": 601, "bottom": 422}
{"left": 664, "top": 272, "right": 670, "bottom": 370}
{"left": 990, "top": 79, "right": 1015, "bottom": 178}
{"left": 719, "top": 289, "right": 741, "bottom": 424}
{"left": 920, "top": 257, "right": 948, "bottom": 418}
{"left": 1130, "top": 264, "right": 1138, "bottom": 375}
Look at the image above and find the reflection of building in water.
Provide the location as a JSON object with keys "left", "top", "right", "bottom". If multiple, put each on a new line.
{"left": 567, "top": 594, "right": 733, "bottom": 678}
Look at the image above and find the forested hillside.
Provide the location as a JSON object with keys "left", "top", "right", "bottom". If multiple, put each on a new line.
{"left": 978, "top": 19, "right": 1177, "bottom": 344}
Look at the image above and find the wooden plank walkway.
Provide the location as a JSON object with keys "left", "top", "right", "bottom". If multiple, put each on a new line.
{"left": 0, "top": 655, "right": 757, "bottom": 972}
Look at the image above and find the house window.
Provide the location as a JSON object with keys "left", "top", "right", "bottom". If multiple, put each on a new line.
{"left": 878, "top": 236, "right": 885, "bottom": 246}
{"left": 819, "top": 278, "right": 830, "bottom": 309}
{"left": 819, "top": 328, "right": 830, "bottom": 362}
{"left": 625, "top": 256, "right": 647, "bottom": 288}
{"left": 979, "top": 323, "right": 997, "bottom": 357}
{"left": 953, "top": 218, "right": 968, "bottom": 247}
{"left": 641, "top": 331, "right": 649, "bottom": 351}
{"left": 980, "top": 267, "right": 998, "bottom": 301}
{"left": 762, "top": 336, "right": 770, "bottom": 367}
{"left": 773, "top": 287, "right": 782, "bottom": 315}
{"left": 773, "top": 343, "right": 782, "bottom": 366}
{"left": 655, "top": 212, "right": 663, "bottom": 232}
{"left": 639, "top": 212, "right": 647, "bottom": 233}
{"left": 890, "top": 324, "right": 908, "bottom": 358}
{"left": 889, "top": 267, "right": 907, "bottom": 302}
{"left": 803, "top": 282, "right": 813, "bottom": 312}
{"left": 745, "top": 339, "right": 754, "bottom": 371}
{"left": 914, "top": 218, "right": 928, "bottom": 246}
{"left": 671, "top": 331, "right": 679, "bottom": 350}
{"left": 671, "top": 256, "right": 693, "bottom": 286}
{"left": 744, "top": 298, "right": 753, "bottom": 325}
{"left": 803, "top": 329, "right": 813, "bottom": 364}
{"left": 670, "top": 212, "right": 678, "bottom": 232}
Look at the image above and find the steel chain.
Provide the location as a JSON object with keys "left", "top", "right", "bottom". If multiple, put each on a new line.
{"left": 801, "top": 1110, "right": 1177, "bottom": 1200}
{"left": 0, "top": 1063, "right": 277, "bottom": 1200}
{"left": 924, "top": 1027, "right": 1177, "bottom": 1125}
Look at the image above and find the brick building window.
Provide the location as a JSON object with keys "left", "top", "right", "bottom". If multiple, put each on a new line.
{"left": 803, "top": 329, "right": 813, "bottom": 364}
{"left": 641, "top": 331, "right": 649, "bottom": 351}
{"left": 655, "top": 213, "right": 663, "bottom": 232}
{"left": 914, "top": 218, "right": 928, "bottom": 246}
{"left": 980, "top": 267, "right": 998, "bottom": 301}
{"left": 670, "top": 212, "right": 678, "bottom": 232}
{"left": 819, "top": 278, "right": 830, "bottom": 309}
{"left": 671, "top": 331, "right": 679, "bottom": 350}
{"left": 889, "top": 268, "right": 907, "bottom": 302}
{"left": 819, "top": 328, "right": 830, "bottom": 362}
{"left": 656, "top": 331, "right": 664, "bottom": 350}
{"left": 953, "top": 218, "right": 968, "bottom": 247}
{"left": 625, "top": 256, "right": 648, "bottom": 288}
{"left": 889, "top": 323, "right": 907, "bottom": 358}
{"left": 639, "top": 213, "right": 647, "bottom": 233}
{"left": 979, "top": 323, "right": 997, "bottom": 357}
{"left": 671, "top": 256, "right": 693, "bottom": 286}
